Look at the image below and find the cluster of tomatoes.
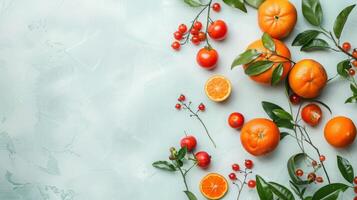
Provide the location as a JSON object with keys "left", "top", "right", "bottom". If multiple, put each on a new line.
{"left": 342, "top": 42, "right": 357, "bottom": 75}
{"left": 228, "top": 160, "right": 256, "bottom": 188}
{"left": 295, "top": 155, "right": 327, "bottom": 184}
{"left": 171, "top": 2, "right": 228, "bottom": 70}
{"left": 175, "top": 94, "right": 205, "bottom": 111}
{"left": 179, "top": 135, "right": 211, "bottom": 168}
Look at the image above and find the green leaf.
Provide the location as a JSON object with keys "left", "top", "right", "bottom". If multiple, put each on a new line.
{"left": 271, "top": 63, "right": 284, "bottom": 85}
{"left": 304, "top": 197, "right": 313, "bottom": 200}
{"left": 245, "top": 60, "right": 274, "bottom": 76}
{"left": 262, "top": 32, "right": 275, "bottom": 52}
{"left": 245, "top": 0, "right": 265, "bottom": 8}
{"left": 310, "top": 100, "right": 332, "bottom": 114}
{"left": 311, "top": 183, "right": 349, "bottom": 200}
{"left": 337, "top": 59, "right": 351, "bottom": 78}
{"left": 333, "top": 4, "right": 356, "bottom": 39}
{"left": 287, "top": 153, "right": 310, "bottom": 185}
{"left": 223, "top": 0, "right": 247, "bottom": 12}
{"left": 273, "top": 109, "right": 293, "bottom": 120}
{"left": 268, "top": 182, "right": 295, "bottom": 200}
{"left": 152, "top": 161, "right": 176, "bottom": 171}
{"left": 302, "top": 0, "right": 323, "bottom": 26}
{"left": 262, "top": 101, "right": 284, "bottom": 121}
{"left": 301, "top": 39, "right": 329, "bottom": 51}
{"left": 256, "top": 175, "right": 273, "bottom": 200}
{"left": 345, "top": 95, "right": 357, "bottom": 104}
{"left": 292, "top": 30, "right": 321, "bottom": 46}
{"left": 350, "top": 84, "right": 357, "bottom": 95}
{"left": 231, "top": 49, "right": 261, "bottom": 69}
{"left": 275, "top": 119, "right": 294, "bottom": 130}
{"left": 337, "top": 155, "right": 354, "bottom": 183}
{"left": 183, "top": 0, "right": 203, "bottom": 7}
{"left": 177, "top": 147, "right": 187, "bottom": 160}
{"left": 280, "top": 132, "right": 289, "bottom": 140}
{"left": 184, "top": 191, "right": 198, "bottom": 200}
{"left": 289, "top": 181, "right": 301, "bottom": 196}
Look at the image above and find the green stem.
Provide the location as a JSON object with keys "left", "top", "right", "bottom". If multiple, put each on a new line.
{"left": 178, "top": 166, "right": 189, "bottom": 191}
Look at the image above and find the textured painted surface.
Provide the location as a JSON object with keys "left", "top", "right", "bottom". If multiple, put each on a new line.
{"left": 0, "top": 0, "right": 356, "bottom": 199}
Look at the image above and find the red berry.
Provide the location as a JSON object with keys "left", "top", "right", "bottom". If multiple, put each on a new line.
{"left": 289, "top": 93, "right": 301, "bottom": 105}
{"left": 228, "top": 112, "right": 245, "bottom": 129}
{"left": 232, "top": 163, "right": 240, "bottom": 171}
{"left": 178, "top": 94, "right": 186, "bottom": 102}
{"left": 191, "top": 36, "right": 200, "bottom": 45}
{"left": 198, "top": 32, "right": 206, "bottom": 41}
{"left": 353, "top": 60, "right": 357, "bottom": 67}
{"left": 307, "top": 172, "right": 316, "bottom": 181}
{"left": 247, "top": 180, "right": 256, "bottom": 188}
{"left": 355, "top": 186, "right": 357, "bottom": 193}
{"left": 316, "top": 176, "right": 323, "bottom": 183}
{"left": 245, "top": 159, "right": 253, "bottom": 169}
{"left": 353, "top": 50, "right": 357, "bottom": 59}
{"left": 342, "top": 42, "right": 351, "bottom": 51}
{"left": 180, "top": 135, "right": 197, "bottom": 152}
{"left": 312, "top": 160, "right": 318, "bottom": 167}
{"left": 198, "top": 103, "right": 205, "bottom": 111}
{"left": 190, "top": 28, "right": 199, "bottom": 35}
{"left": 349, "top": 68, "right": 356, "bottom": 76}
{"left": 319, "top": 155, "right": 326, "bottom": 162}
{"left": 228, "top": 173, "right": 237, "bottom": 180}
{"left": 212, "top": 3, "right": 221, "bottom": 12}
{"left": 295, "top": 169, "right": 303, "bottom": 177}
{"left": 354, "top": 176, "right": 357, "bottom": 184}
{"left": 175, "top": 103, "right": 181, "bottom": 110}
{"left": 178, "top": 24, "right": 187, "bottom": 34}
{"left": 193, "top": 21, "right": 202, "bottom": 31}
{"left": 195, "top": 151, "right": 211, "bottom": 169}
{"left": 354, "top": 196, "right": 357, "bottom": 200}
{"left": 174, "top": 31, "right": 183, "bottom": 40}
{"left": 171, "top": 41, "right": 180, "bottom": 50}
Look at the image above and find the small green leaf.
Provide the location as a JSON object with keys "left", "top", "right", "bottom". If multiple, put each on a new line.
{"left": 333, "top": 4, "right": 356, "bottom": 39}
{"left": 287, "top": 153, "right": 310, "bottom": 185}
{"left": 177, "top": 147, "right": 187, "bottom": 160}
{"left": 280, "top": 132, "right": 289, "bottom": 140}
{"left": 184, "top": 191, "right": 198, "bottom": 200}
{"left": 337, "top": 155, "right": 354, "bottom": 183}
{"left": 268, "top": 182, "right": 295, "bottom": 200}
{"left": 223, "top": 0, "right": 247, "bottom": 12}
{"left": 231, "top": 49, "right": 261, "bottom": 69}
{"left": 337, "top": 59, "right": 351, "bottom": 78}
{"left": 302, "top": 0, "right": 323, "bottom": 26}
{"left": 183, "top": 0, "right": 203, "bottom": 7}
{"left": 301, "top": 39, "right": 329, "bottom": 51}
{"left": 256, "top": 175, "right": 273, "bottom": 200}
{"left": 176, "top": 159, "right": 183, "bottom": 167}
{"left": 245, "top": 0, "right": 265, "bottom": 8}
{"left": 245, "top": 60, "right": 273, "bottom": 76}
{"left": 350, "top": 84, "right": 357, "bottom": 95}
{"left": 262, "top": 101, "right": 284, "bottom": 121}
{"left": 292, "top": 30, "right": 321, "bottom": 46}
{"left": 271, "top": 63, "right": 284, "bottom": 85}
{"left": 304, "top": 197, "right": 313, "bottom": 200}
{"left": 311, "top": 183, "right": 349, "bottom": 200}
{"left": 345, "top": 95, "right": 357, "bottom": 104}
{"left": 273, "top": 109, "right": 293, "bottom": 120}
{"left": 262, "top": 32, "right": 275, "bottom": 52}
{"left": 152, "top": 161, "right": 176, "bottom": 171}
{"left": 275, "top": 119, "right": 294, "bottom": 130}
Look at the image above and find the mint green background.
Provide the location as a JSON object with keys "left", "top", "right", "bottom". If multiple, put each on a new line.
{"left": 0, "top": 0, "right": 356, "bottom": 199}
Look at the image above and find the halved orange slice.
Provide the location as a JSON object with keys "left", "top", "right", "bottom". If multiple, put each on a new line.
{"left": 199, "top": 173, "right": 228, "bottom": 200}
{"left": 204, "top": 75, "right": 232, "bottom": 102}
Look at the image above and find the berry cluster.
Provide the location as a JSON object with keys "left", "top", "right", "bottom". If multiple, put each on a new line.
{"left": 227, "top": 160, "right": 255, "bottom": 199}
{"left": 175, "top": 94, "right": 205, "bottom": 111}
{"left": 295, "top": 155, "right": 327, "bottom": 184}
{"left": 342, "top": 42, "right": 357, "bottom": 75}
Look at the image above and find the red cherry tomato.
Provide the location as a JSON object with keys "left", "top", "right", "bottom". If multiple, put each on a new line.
{"left": 174, "top": 31, "right": 183, "bottom": 40}
{"left": 190, "top": 28, "right": 199, "bottom": 35}
{"left": 196, "top": 47, "right": 218, "bottom": 69}
{"left": 212, "top": 3, "right": 221, "bottom": 12}
{"left": 191, "top": 36, "right": 200, "bottom": 45}
{"left": 342, "top": 42, "right": 351, "bottom": 51}
{"left": 193, "top": 21, "right": 202, "bottom": 31}
{"left": 198, "top": 32, "right": 206, "bottom": 41}
{"left": 244, "top": 159, "right": 253, "bottom": 169}
{"left": 178, "top": 24, "right": 187, "bottom": 34}
{"left": 195, "top": 151, "right": 211, "bottom": 168}
{"left": 301, "top": 103, "right": 322, "bottom": 127}
{"left": 247, "top": 180, "right": 256, "bottom": 188}
{"left": 180, "top": 135, "right": 197, "bottom": 152}
{"left": 171, "top": 41, "right": 180, "bottom": 50}
{"left": 228, "top": 112, "right": 245, "bottom": 129}
{"left": 208, "top": 20, "right": 228, "bottom": 41}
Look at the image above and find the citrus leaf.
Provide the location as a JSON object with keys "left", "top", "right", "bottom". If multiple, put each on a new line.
{"left": 275, "top": 119, "right": 294, "bottom": 130}
{"left": 245, "top": 60, "right": 273, "bottom": 76}
{"left": 256, "top": 175, "right": 273, "bottom": 200}
{"left": 271, "top": 63, "right": 284, "bottom": 85}
{"left": 245, "top": 0, "right": 265, "bottom": 8}
{"left": 262, "top": 32, "right": 275, "bottom": 52}
{"left": 311, "top": 183, "right": 349, "bottom": 200}
{"left": 231, "top": 49, "right": 261, "bottom": 69}
{"left": 292, "top": 30, "right": 321, "bottom": 46}
{"left": 268, "top": 182, "right": 295, "bottom": 200}
{"left": 273, "top": 109, "right": 293, "bottom": 120}
{"left": 337, "top": 155, "right": 354, "bottom": 183}
{"left": 333, "top": 4, "right": 356, "bottom": 39}
{"left": 183, "top": 0, "right": 203, "bottom": 7}
{"left": 337, "top": 59, "right": 351, "bottom": 78}
{"left": 345, "top": 95, "right": 357, "bottom": 104}
{"left": 302, "top": 0, "right": 323, "bottom": 26}
{"left": 301, "top": 39, "right": 329, "bottom": 51}
{"left": 184, "top": 191, "right": 198, "bottom": 200}
{"left": 289, "top": 181, "right": 301, "bottom": 196}
{"left": 287, "top": 153, "right": 310, "bottom": 185}
{"left": 280, "top": 132, "right": 289, "bottom": 140}
{"left": 262, "top": 101, "right": 284, "bottom": 121}
{"left": 177, "top": 147, "right": 187, "bottom": 160}
{"left": 152, "top": 161, "right": 176, "bottom": 171}
{"left": 223, "top": 0, "right": 247, "bottom": 12}
{"left": 350, "top": 84, "right": 357, "bottom": 95}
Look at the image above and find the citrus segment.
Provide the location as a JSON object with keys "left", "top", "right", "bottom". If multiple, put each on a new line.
{"left": 200, "top": 173, "right": 228, "bottom": 200}
{"left": 205, "top": 75, "right": 231, "bottom": 102}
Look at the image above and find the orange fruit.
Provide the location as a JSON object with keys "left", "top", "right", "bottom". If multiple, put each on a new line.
{"left": 258, "top": 0, "right": 297, "bottom": 39}
{"left": 200, "top": 173, "right": 228, "bottom": 200}
{"left": 324, "top": 116, "right": 356, "bottom": 148}
{"left": 205, "top": 75, "right": 231, "bottom": 102}
{"left": 240, "top": 118, "right": 280, "bottom": 156}
{"left": 244, "top": 39, "right": 292, "bottom": 85}
{"left": 288, "top": 59, "right": 327, "bottom": 99}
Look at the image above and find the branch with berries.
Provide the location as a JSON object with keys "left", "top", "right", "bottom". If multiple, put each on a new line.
{"left": 227, "top": 160, "right": 256, "bottom": 200}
